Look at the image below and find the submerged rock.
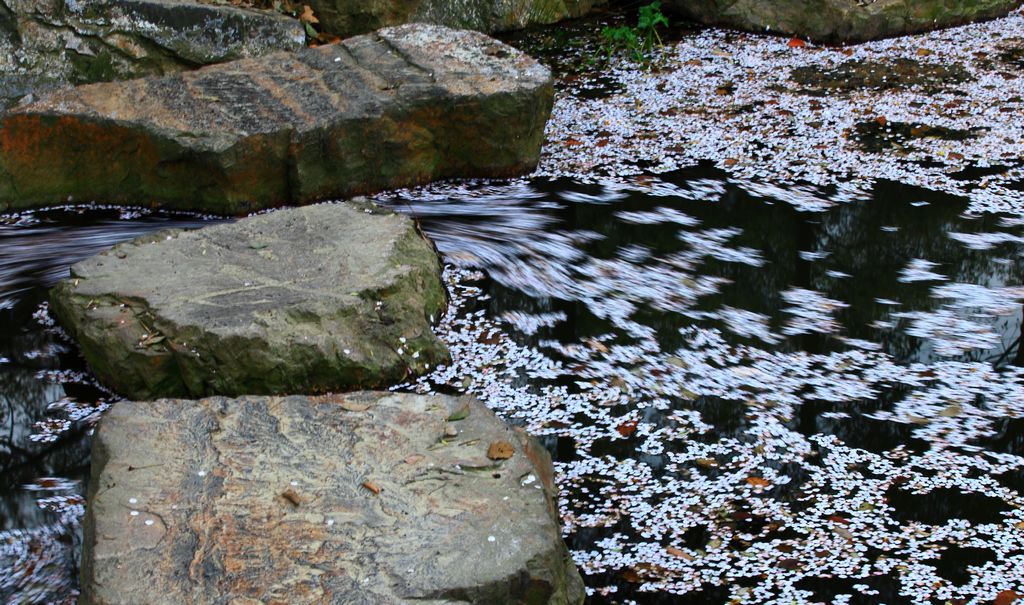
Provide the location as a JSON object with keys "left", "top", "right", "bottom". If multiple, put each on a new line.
{"left": 0, "top": 23, "right": 554, "bottom": 213}
{"left": 50, "top": 202, "right": 448, "bottom": 399}
{"left": 305, "top": 0, "right": 603, "bottom": 39}
{"left": 0, "top": 0, "right": 305, "bottom": 106}
{"left": 80, "top": 392, "right": 585, "bottom": 604}
{"left": 664, "top": 0, "right": 1024, "bottom": 43}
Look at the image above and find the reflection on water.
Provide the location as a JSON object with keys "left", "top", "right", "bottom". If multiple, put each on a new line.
{"left": 2, "top": 170, "right": 1024, "bottom": 603}
{"left": 380, "top": 170, "right": 1024, "bottom": 367}
{"left": 380, "top": 170, "right": 1024, "bottom": 604}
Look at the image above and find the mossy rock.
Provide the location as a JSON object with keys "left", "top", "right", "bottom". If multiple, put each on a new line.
{"left": 50, "top": 202, "right": 449, "bottom": 399}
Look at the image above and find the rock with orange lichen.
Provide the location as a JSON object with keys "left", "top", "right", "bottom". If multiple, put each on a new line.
{"left": 0, "top": 23, "right": 553, "bottom": 214}
{"left": 80, "top": 392, "right": 584, "bottom": 604}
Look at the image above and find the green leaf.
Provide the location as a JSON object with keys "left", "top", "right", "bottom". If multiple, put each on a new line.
{"left": 446, "top": 403, "right": 471, "bottom": 422}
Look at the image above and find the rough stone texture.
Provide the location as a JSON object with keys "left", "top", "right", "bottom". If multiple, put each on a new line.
{"left": 0, "top": 0, "right": 305, "bottom": 106}
{"left": 80, "top": 392, "right": 585, "bottom": 605}
{"left": 664, "top": 0, "right": 1024, "bottom": 43}
{"left": 0, "top": 23, "right": 554, "bottom": 213}
{"left": 49, "top": 202, "right": 449, "bottom": 399}
{"left": 306, "top": 0, "right": 603, "bottom": 39}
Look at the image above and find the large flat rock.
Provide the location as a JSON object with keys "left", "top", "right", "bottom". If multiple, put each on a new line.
{"left": 50, "top": 202, "right": 448, "bottom": 399}
{"left": 0, "top": 0, "right": 305, "bottom": 105}
{"left": 0, "top": 23, "right": 554, "bottom": 213}
{"left": 80, "top": 392, "right": 585, "bottom": 605}
{"left": 665, "top": 0, "right": 1024, "bottom": 43}
{"left": 305, "top": 0, "right": 603, "bottom": 39}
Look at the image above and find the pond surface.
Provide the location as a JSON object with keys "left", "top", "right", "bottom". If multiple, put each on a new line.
{"left": 4, "top": 168, "right": 1024, "bottom": 603}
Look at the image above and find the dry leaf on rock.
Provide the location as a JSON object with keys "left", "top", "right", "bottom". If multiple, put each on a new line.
{"left": 487, "top": 440, "right": 515, "bottom": 460}
{"left": 299, "top": 4, "right": 318, "bottom": 23}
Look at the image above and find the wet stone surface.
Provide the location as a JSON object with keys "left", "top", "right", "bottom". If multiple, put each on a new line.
{"left": 82, "top": 392, "right": 584, "bottom": 604}
{"left": 0, "top": 23, "right": 554, "bottom": 213}
{"left": 49, "top": 202, "right": 448, "bottom": 400}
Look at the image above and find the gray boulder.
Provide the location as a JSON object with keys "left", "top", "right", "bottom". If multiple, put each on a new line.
{"left": 80, "top": 392, "right": 585, "bottom": 604}
{"left": 50, "top": 202, "right": 449, "bottom": 400}
{"left": 0, "top": 0, "right": 305, "bottom": 106}
{"left": 664, "top": 0, "right": 1024, "bottom": 43}
{"left": 0, "top": 23, "right": 554, "bottom": 213}
{"left": 305, "top": 0, "right": 603, "bottom": 39}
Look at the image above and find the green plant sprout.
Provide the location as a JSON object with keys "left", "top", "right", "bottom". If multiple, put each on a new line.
{"left": 600, "top": 2, "right": 669, "bottom": 64}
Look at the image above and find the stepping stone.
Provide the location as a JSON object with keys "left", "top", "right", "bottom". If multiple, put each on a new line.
{"left": 0, "top": 23, "right": 554, "bottom": 213}
{"left": 663, "top": 0, "right": 1023, "bottom": 43}
{"left": 80, "top": 392, "right": 585, "bottom": 604}
{"left": 50, "top": 202, "right": 448, "bottom": 399}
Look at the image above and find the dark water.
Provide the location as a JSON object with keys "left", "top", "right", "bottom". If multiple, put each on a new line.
{"left": 0, "top": 208, "right": 225, "bottom": 602}
{"left": 3, "top": 170, "right": 1024, "bottom": 603}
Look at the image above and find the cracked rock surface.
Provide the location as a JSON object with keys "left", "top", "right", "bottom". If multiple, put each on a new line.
{"left": 0, "top": 0, "right": 305, "bottom": 106}
{"left": 80, "top": 392, "right": 585, "bottom": 605}
{"left": 0, "top": 23, "right": 554, "bottom": 213}
{"left": 49, "top": 202, "right": 448, "bottom": 399}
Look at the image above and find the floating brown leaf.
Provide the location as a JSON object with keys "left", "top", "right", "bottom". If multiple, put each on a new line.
{"left": 746, "top": 477, "right": 771, "bottom": 488}
{"left": 616, "top": 419, "right": 638, "bottom": 437}
{"left": 995, "top": 590, "right": 1019, "bottom": 605}
{"left": 666, "top": 546, "right": 692, "bottom": 560}
{"left": 621, "top": 568, "right": 642, "bottom": 583}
